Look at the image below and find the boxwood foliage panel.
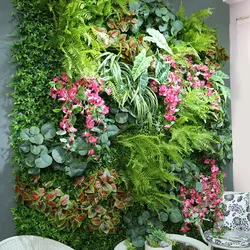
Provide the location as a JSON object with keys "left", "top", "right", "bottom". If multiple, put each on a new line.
{"left": 10, "top": 1, "right": 232, "bottom": 250}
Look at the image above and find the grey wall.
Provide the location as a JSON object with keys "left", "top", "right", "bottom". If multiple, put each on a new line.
{"left": 171, "top": 0, "right": 233, "bottom": 190}
{"left": 171, "top": 0, "right": 230, "bottom": 77}
{"left": 0, "top": 0, "right": 16, "bottom": 240}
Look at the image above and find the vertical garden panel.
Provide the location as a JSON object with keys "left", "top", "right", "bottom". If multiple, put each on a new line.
{"left": 171, "top": 0, "right": 233, "bottom": 191}
{"left": 0, "top": 0, "right": 16, "bottom": 240}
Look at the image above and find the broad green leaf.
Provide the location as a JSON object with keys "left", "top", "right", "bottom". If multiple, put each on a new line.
{"left": 99, "top": 133, "right": 109, "bottom": 144}
{"left": 30, "top": 145, "right": 41, "bottom": 155}
{"left": 52, "top": 146, "right": 66, "bottom": 164}
{"left": 159, "top": 212, "right": 169, "bottom": 222}
{"left": 155, "top": 57, "right": 171, "bottom": 83}
{"left": 106, "top": 125, "right": 120, "bottom": 137}
{"left": 65, "top": 160, "right": 87, "bottom": 177}
{"left": 138, "top": 71, "right": 149, "bottom": 94}
{"left": 132, "top": 236, "right": 145, "bottom": 248}
{"left": 144, "top": 28, "right": 173, "bottom": 55}
{"left": 159, "top": 24, "right": 168, "bottom": 32}
{"left": 171, "top": 20, "right": 183, "bottom": 35}
{"left": 35, "top": 153, "right": 53, "bottom": 168}
{"left": 132, "top": 49, "right": 152, "bottom": 81}
{"left": 195, "top": 182, "right": 204, "bottom": 192}
{"left": 20, "top": 128, "right": 31, "bottom": 141}
{"left": 115, "top": 112, "right": 128, "bottom": 124}
{"left": 75, "top": 137, "right": 89, "bottom": 154}
{"left": 38, "top": 145, "right": 48, "bottom": 154}
{"left": 20, "top": 143, "right": 30, "bottom": 153}
{"left": 169, "top": 208, "right": 183, "bottom": 223}
{"left": 30, "top": 126, "right": 40, "bottom": 135}
{"left": 25, "top": 153, "right": 36, "bottom": 167}
{"left": 29, "top": 134, "right": 44, "bottom": 145}
{"left": 41, "top": 123, "right": 56, "bottom": 139}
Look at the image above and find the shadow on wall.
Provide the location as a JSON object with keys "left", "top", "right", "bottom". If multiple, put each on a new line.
{"left": 0, "top": 0, "right": 17, "bottom": 240}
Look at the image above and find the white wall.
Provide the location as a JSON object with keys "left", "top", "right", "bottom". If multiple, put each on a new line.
{"left": 226, "top": 0, "right": 250, "bottom": 192}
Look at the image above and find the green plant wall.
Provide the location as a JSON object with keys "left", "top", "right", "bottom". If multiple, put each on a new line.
{"left": 10, "top": 1, "right": 232, "bottom": 250}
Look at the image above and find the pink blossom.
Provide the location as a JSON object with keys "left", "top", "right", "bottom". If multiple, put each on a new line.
{"left": 50, "top": 87, "right": 58, "bottom": 99}
{"left": 164, "top": 124, "right": 171, "bottom": 130}
{"left": 88, "top": 135, "right": 98, "bottom": 144}
{"left": 82, "top": 132, "right": 91, "bottom": 137}
{"left": 88, "top": 149, "right": 95, "bottom": 156}
{"left": 102, "top": 105, "right": 109, "bottom": 115}
{"left": 68, "top": 127, "right": 77, "bottom": 133}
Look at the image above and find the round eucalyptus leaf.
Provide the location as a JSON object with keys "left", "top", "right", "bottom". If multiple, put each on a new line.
{"left": 99, "top": 133, "right": 109, "bottom": 144}
{"left": 79, "top": 150, "right": 88, "bottom": 156}
{"left": 162, "top": 15, "right": 170, "bottom": 22}
{"left": 29, "top": 134, "right": 44, "bottom": 145}
{"left": 20, "top": 143, "right": 30, "bottom": 153}
{"left": 25, "top": 153, "right": 36, "bottom": 167}
{"left": 20, "top": 128, "right": 31, "bottom": 141}
{"left": 65, "top": 161, "right": 87, "bottom": 177}
{"left": 106, "top": 125, "right": 120, "bottom": 137}
{"left": 29, "top": 126, "right": 40, "bottom": 135}
{"left": 171, "top": 20, "right": 183, "bottom": 35}
{"left": 159, "top": 212, "right": 169, "bottom": 222}
{"left": 132, "top": 236, "right": 145, "bottom": 248}
{"left": 28, "top": 168, "right": 40, "bottom": 175}
{"left": 115, "top": 112, "right": 128, "bottom": 124}
{"left": 41, "top": 123, "right": 56, "bottom": 139}
{"left": 38, "top": 145, "right": 48, "bottom": 154}
{"left": 30, "top": 145, "right": 42, "bottom": 155}
{"left": 110, "top": 107, "right": 120, "bottom": 115}
{"left": 76, "top": 137, "right": 89, "bottom": 151}
{"left": 52, "top": 146, "right": 66, "bottom": 164}
{"left": 159, "top": 24, "right": 168, "bottom": 32}
{"left": 195, "top": 182, "right": 203, "bottom": 192}
{"left": 170, "top": 209, "right": 183, "bottom": 223}
{"left": 35, "top": 153, "right": 53, "bottom": 168}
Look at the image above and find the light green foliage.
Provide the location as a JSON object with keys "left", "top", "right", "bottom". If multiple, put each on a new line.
{"left": 170, "top": 89, "right": 217, "bottom": 154}
{"left": 49, "top": 0, "right": 133, "bottom": 77}
{"left": 170, "top": 126, "right": 216, "bottom": 154}
{"left": 144, "top": 28, "right": 173, "bottom": 54}
{"left": 132, "top": 49, "right": 153, "bottom": 81}
{"left": 210, "top": 71, "right": 230, "bottom": 102}
{"left": 178, "top": 89, "right": 217, "bottom": 124}
{"left": 176, "top": 2, "right": 217, "bottom": 55}
{"left": 117, "top": 134, "right": 182, "bottom": 211}
{"left": 99, "top": 52, "right": 158, "bottom": 124}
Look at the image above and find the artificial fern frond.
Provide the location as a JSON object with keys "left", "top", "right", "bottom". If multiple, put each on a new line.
{"left": 170, "top": 125, "right": 216, "bottom": 154}
{"left": 117, "top": 134, "right": 182, "bottom": 211}
{"left": 178, "top": 89, "right": 216, "bottom": 124}
{"left": 176, "top": 4, "right": 216, "bottom": 55}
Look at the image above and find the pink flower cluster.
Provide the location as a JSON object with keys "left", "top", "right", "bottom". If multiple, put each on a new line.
{"left": 180, "top": 159, "right": 224, "bottom": 233}
{"left": 150, "top": 56, "right": 184, "bottom": 130}
{"left": 50, "top": 73, "right": 110, "bottom": 157}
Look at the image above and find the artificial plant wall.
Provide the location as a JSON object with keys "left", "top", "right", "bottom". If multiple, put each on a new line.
{"left": 10, "top": 0, "right": 231, "bottom": 249}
